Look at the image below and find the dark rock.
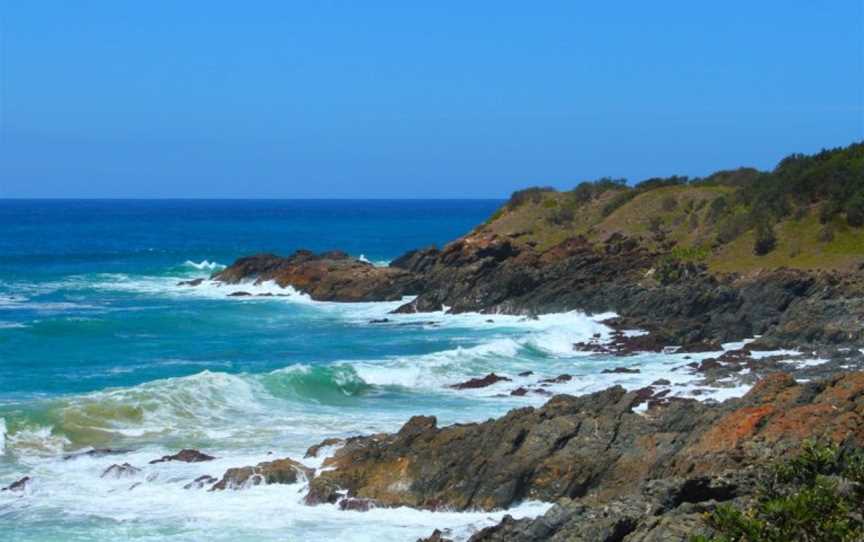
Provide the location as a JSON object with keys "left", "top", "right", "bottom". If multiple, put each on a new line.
{"left": 63, "top": 448, "right": 131, "bottom": 460}
{"left": 212, "top": 457, "right": 313, "bottom": 491}
{"left": 177, "top": 278, "right": 204, "bottom": 287}
{"left": 601, "top": 367, "right": 641, "bottom": 374}
{"left": 510, "top": 387, "right": 529, "bottom": 397}
{"left": 338, "top": 497, "right": 377, "bottom": 511}
{"left": 369, "top": 318, "right": 391, "bottom": 324}
{"left": 651, "top": 379, "right": 672, "bottom": 386}
{"left": 304, "top": 438, "right": 345, "bottom": 458}
{"left": 449, "top": 373, "right": 511, "bottom": 390}
{"left": 214, "top": 251, "right": 421, "bottom": 302}
{"left": 539, "top": 374, "right": 573, "bottom": 384}
{"left": 228, "top": 291, "right": 252, "bottom": 297}
{"left": 101, "top": 463, "right": 141, "bottom": 479}
{"left": 149, "top": 449, "right": 215, "bottom": 464}
{"left": 183, "top": 475, "right": 217, "bottom": 490}
{"left": 306, "top": 372, "right": 864, "bottom": 512}
{"left": 1, "top": 476, "right": 31, "bottom": 492}
{"left": 518, "top": 371, "right": 534, "bottom": 377}
{"left": 417, "top": 529, "right": 454, "bottom": 542}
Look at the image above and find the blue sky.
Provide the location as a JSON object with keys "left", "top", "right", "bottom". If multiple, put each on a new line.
{"left": 0, "top": 1, "right": 861, "bottom": 198}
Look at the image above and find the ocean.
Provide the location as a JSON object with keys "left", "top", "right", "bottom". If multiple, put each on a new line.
{"left": 0, "top": 199, "right": 745, "bottom": 541}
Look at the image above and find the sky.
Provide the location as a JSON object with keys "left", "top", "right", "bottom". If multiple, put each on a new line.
{"left": 0, "top": 1, "right": 862, "bottom": 198}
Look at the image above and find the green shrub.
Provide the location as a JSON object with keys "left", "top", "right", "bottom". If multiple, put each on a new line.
{"left": 818, "top": 224, "right": 835, "bottom": 243}
{"left": 716, "top": 212, "right": 750, "bottom": 245}
{"left": 753, "top": 221, "right": 777, "bottom": 255}
{"left": 548, "top": 204, "right": 575, "bottom": 225}
{"left": 602, "top": 190, "right": 638, "bottom": 217}
{"left": 706, "top": 197, "right": 729, "bottom": 224}
{"left": 694, "top": 441, "right": 864, "bottom": 542}
{"left": 571, "top": 177, "right": 627, "bottom": 204}
{"left": 846, "top": 191, "right": 864, "bottom": 227}
{"left": 508, "top": 186, "right": 556, "bottom": 209}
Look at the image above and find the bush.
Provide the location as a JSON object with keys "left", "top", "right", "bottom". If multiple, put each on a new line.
{"left": 694, "top": 441, "right": 864, "bottom": 542}
{"left": 548, "top": 205, "right": 575, "bottom": 225}
{"left": 635, "top": 175, "right": 689, "bottom": 191}
{"left": 602, "top": 190, "right": 638, "bottom": 217}
{"left": 846, "top": 191, "right": 864, "bottom": 227}
{"left": 661, "top": 195, "right": 678, "bottom": 212}
{"left": 716, "top": 213, "right": 750, "bottom": 245}
{"left": 753, "top": 221, "right": 777, "bottom": 255}
{"left": 818, "top": 224, "right": 835, "bottom": 243}
{"left": 571, "top": 177, "right": 627, "bottom": 204}
{"left": 706, "top": 197, "right": 729, "bottom": 224}
{"left": 508, "top": 186, "right": 556, "bottom": 209}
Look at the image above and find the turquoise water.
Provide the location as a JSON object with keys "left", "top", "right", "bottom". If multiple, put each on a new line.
{"left": 0, "top": 200, "right": 730, "bottom": 541}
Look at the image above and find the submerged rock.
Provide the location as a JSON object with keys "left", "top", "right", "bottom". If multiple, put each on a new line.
{"left": 2, "top": 476, "right": 31, "bottom": 492}
{"left": 149, "top": 449, "right": 215, "bottom": 464}
{"left": 101, "top": 463, "right": 141, "bottom": 479}
{"left": 177, "top": 278, "right": 204, "bottom": 287}
{"left": 211, "top": 457, "right": 313, "bottom": 491}
{"left": 63, "top": 448, "right": 131, "bottom": 460}
{"left": 338, "top": 497, "right": 377, "bottom": 511}
{"left": 183, "top": 475, "right": 218, "bottom": 490}
{"left": 449, "top": 373, "right": 511, "bottom": 390}
{"left": 601, "top": 367, "right": 640, "bottom": 374}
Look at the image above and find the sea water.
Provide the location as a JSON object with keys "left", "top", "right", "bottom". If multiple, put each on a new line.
{"left": 0, "top": 200, "right": 752, "bottom": 541}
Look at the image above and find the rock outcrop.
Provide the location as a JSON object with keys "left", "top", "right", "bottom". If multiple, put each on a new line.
{"left": 101, "top": 463, "right": 142, "bottom": 479}
{"left": 212, "top": 251, "right": 420, "bottom": 302}
{"left": 211, "top": 457, "right": 313, "bottom": 491}
{"left": 1, "top": 476, "right": 31, "bottom": 492}
{"left": 211, "top": 229, "right": 864, "bottom": 349}
{"left": 305, "top": 372, "right": 864, "bottom": 512}
{"left": 149, "top": 449, "right": 214, "bottom": 464}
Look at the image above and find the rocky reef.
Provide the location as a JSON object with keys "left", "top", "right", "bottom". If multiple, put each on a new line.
{"left": 210, "top": 232, "right": 864, "bottom": 352}
{"left": 210, "top": 250, "right": 420, "bottom": 302}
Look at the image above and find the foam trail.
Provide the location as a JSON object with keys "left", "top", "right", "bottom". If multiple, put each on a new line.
{"left": 184, "top": 260, "right": 227, "bottom": 271}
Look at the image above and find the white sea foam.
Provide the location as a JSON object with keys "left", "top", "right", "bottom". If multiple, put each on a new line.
{"left": 183, "top": 259, "right": 227, "bottom": 271}
{"left": 357, "top": 254, "right": 391, "bottom": 267}
{"left": 0, "top": 441, "right": 552, "bottom": 541}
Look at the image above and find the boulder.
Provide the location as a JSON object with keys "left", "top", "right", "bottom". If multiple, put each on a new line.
{"left": 149, "top": 449, "right": 215, "bottom": 464}
{"left": 213, "top": 251, "right": 421, "bottom": 302}
{"left": 449, "top": 373, "right": 511, "bottom": 390}
{"left": 101, "top": 463, "right": 141, "bottom": 479}
{"left": 211, "top": 457, "right": 313, "bottom": 491}
{"left": 183, "top": 474, "right": 217, "bottom": 490}
{"left": 1, "top": 476, "right": 31, "bottom": 492}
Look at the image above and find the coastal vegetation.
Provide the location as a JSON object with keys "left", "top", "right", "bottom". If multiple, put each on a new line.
{"left": 695, "top": 441, "right": 864, "bottom": 542}
{"left": 495, "top": 142, "right": 864, "bottom": 272}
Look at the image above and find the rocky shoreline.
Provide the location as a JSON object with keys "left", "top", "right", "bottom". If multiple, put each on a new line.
{"left": 10, "top": 370, "right": 858, "bottom": 540}
{"left": 177, "top": 191, "right": 864, "bottom": 538}
{"left": 206, "top": 226, "right": 864, "bottom": 353}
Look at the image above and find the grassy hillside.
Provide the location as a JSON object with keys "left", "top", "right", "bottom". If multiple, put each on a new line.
{"left": 476, "top": 142, "right": 864, "bottom": 274}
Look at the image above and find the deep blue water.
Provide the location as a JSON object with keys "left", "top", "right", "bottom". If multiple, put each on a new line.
{"left": 0, "top": 199, "right": 500, "bottom": 397}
